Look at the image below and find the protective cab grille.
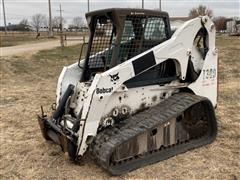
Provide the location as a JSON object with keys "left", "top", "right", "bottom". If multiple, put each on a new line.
{"left": 88, "top": 18, "right": 115, "bottom": 69}
{"left": 118, "top": 15, "right": 167, "bottom": 64}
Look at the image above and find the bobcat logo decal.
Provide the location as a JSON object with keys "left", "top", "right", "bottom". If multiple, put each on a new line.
{"left": 109, "top": 73, "right": 119, "bottom": 84}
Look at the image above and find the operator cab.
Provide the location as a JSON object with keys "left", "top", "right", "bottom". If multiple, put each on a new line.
{"left": 82, "top": 8, "right": 171, "bottom": 81}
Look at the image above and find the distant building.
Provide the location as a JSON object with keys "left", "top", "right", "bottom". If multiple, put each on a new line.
{"left": 29, "top": 26, "right": 49, "bottom": 32}
{"left": 67, "top": 26, "right": 88, "bottom": 32}
{"left": 226, "top": 18, "right": 240, "bottom": 36}
{"left": 0, "top": 23, "right": 31, "bottom": 31}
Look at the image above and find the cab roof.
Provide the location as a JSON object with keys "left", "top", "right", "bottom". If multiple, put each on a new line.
{"left": 86, "top": 8, "right": 169, "bottom": 18}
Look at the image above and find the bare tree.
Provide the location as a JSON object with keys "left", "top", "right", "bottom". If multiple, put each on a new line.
{"left": 72, "top": 16, "right": 84, "bottom": 29}
{"left": 31, "top": 14, "right": 47, "bottom": 33}
{"left": 189, "top": 5, "right": 213, "bottom": 18}
{"left": 52, "top": 16, "right": 66, "bottom": 31}
{"left": 213, "top": 16, "right": 227, "bottom": 32}
{"left": 18, "top": 18, "right": 29, "bottom": 31}
{"left": 19, "top": 18, "right": 28, "bottom": 26}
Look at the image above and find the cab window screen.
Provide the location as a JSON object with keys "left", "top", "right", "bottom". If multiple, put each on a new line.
{"left": 144, "top": 17, "right": 166, "bottom": 41}
{"left": 88, "top": 17, "right": 115, "bottom": 69}
{"left": 118, "top": 15, "right": 146, "bottom": 63}
{"left": 118, "top": 16, "right": 167, "bottom": 63}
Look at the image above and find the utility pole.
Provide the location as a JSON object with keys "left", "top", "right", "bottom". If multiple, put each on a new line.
{"left": 57, "top": 4, "right": 64, "bottom": 48}
{"left": 87, "top": 0, "right": 90, "bottom": 12}
{"left": 159, "top": 0, "right": 162, "bottom": 11}
{"left": 48, "top": 0, "right": 53, "bottom": 37}
{"left": 142, "top": 0, "right": 144, "bottom": 9}
{"left": 2, "top": 0, "right": 7, "bottom": 34}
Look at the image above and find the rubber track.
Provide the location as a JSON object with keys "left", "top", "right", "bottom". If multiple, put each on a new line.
{"left": 90, "top": 93, "right": 217, "bottom": 175}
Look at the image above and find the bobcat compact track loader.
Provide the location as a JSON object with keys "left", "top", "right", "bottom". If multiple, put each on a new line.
{"left": 38, "top": 8, "right": 218, "bottom": 175}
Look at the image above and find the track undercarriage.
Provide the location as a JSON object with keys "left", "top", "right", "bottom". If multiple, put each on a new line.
{"left": 90, "top": 93, "right": 217, "bottom": 175}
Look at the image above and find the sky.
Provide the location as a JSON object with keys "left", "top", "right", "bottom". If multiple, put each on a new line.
{"left": 0, "top": 0, "right": 239, "bottom": 26}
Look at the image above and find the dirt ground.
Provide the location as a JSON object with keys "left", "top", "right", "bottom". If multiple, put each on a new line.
{"left": 0, "top": 38, "right": 83, "bottom": 57}
{"left": 0, "top": 35, "right": 239, "bottom": 179}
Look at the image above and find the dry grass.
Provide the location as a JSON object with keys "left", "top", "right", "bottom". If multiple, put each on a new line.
{"left": 0, "top": 36, "right": 239, "bottom": 179}
{"left": 0, "top": 31, "right": 87, "bottom": 47}
{"left": 0, "top": 32, "right": 55, "bottom": 47}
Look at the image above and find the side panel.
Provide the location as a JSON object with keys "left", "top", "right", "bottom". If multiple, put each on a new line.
{"left": 188, "top": 51, "right": 218, "bottom": 106}
{"left": 188, "top": 17, "right": 218, "bottom": 106}
{"left": 96, "top": 82, "right": 181, "bottom": 121}
{"left": 56, "top": 61, "right": 84, "bottom": 105}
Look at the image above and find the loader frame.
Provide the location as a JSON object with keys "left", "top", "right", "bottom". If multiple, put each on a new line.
{"left": 38, "top": 9, "right": 218, "bottom": 165}
{"left": 76, "top": 14, "right": 218, "bottom": 156}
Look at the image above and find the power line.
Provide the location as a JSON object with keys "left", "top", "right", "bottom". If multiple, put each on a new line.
{"left": 2, "top": 0, "right": 7, "bottom": 34}
{"left": 48, "top": 0, "right": 53, "bottom": 37}
{"left": 87, "top": 0, "right": 90, "bottom": 12}
{"left": 57, "top": 4, "right": 64, "bottom": 47}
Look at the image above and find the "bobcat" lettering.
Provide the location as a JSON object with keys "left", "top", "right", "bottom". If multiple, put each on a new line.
{"left": 96, "top": 87, "right": 113, "bottom": 94}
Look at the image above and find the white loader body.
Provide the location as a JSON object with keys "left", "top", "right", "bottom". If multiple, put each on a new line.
{"left": 55, "top": 15, "right": 218, "bottom": 156}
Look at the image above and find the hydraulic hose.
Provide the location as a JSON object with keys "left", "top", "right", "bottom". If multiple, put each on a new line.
{"left": 53, "top": 84, "right": 75, "bottom": 120}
